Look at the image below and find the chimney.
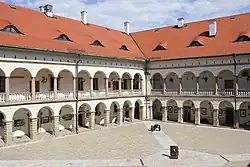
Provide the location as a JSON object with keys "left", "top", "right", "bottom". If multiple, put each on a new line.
{"left": 81, "top": 11, "right": 88, "bottom": 24}
{"left": 39, "top": 6, "right": 44, "bottom": 12}
{"left": 177, "top": 17, "right": 184, "bottom": 28}
{"left": 44, "top": 4, "right": 53, "bottom": 17}
{"left": 124, "top": 21, "right": 130, "bottom": 35}
{"left": 209, "top": 20, "right": 217, "bottom": 37}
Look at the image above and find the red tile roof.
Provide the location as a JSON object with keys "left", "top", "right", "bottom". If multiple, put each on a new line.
{"left": 0, "top": 2, "right": 250, "bottom": 61}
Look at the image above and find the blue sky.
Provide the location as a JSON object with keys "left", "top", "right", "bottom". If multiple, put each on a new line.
{"left": 2, "top": 0, "right": 250, "bottom": 32}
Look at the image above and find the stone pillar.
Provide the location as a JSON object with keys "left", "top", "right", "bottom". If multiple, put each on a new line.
{"left": 73, "top": 77, "right": 76, "bottom": 99}
{"left": 196, "top": 77, "right": 199, "bottom": 94}
{"left": 235, "top": 82, "right": 239, "bottom": 96}
{"left": 29, "top": 118, "right": 38, "bottom": 140}
{"left": 129, "top": 107, "right": 135, "bottom": 122}
{"left": 118, "top": 78, "right": 122, "bottom": 96}
{"left": 5, "top": 77, "right": 10, "bottom": 102}
{"left": 89, "top": 111, "right": 95, "bottom": 129}
{"left": 52, "top": 116, "right": 59, "bottom": 137}
{"left": 53, "top": 77, "right": 57, "bottom": 99}
{"left": 31, "top": 77, "right": 36, "bottom": 100}
{"left": 162, "top": 106, "right": 168, "bottom": 122}
{"left": 179, "top": 78, "right": 182, "bottom": 95}
{"left": 195, "top": 108, "right": 200, "bottom": 125}
{"left": 130, "top": 79, "right": 133, "bottom": 95}
{"left": 163, "top": 82, "right": 166, "bottom": 95}
{"left": 140, "top": 106, "right": 146, "bottom": 120}
{"left": 117, "top": 108, "right": 123, "bottom": 124}
{"left": 140, "top": 79, "right": 143, "bottom": 95}
{"left": 213, "top": 109, "right": 219, "bottom": 127}
{"left": 234, "top": 109, "right": 239, "bottom": 129}
{"left": 72, "top": 114, "right": 76, "bottom": 133}
{"left": 105, "top": 78, "right": 109, "bottom": 97}
{"left": 104, "top": 110, "right": 110, "bottom": 127}
{"left": 178, "top": 107, "right": 183, "bottom": 123}
{"left": 148, "top": 105, "right": 153, "bottom": 120}
{"left": 215, "top": 77, "right": 218, "bottom": 95}
{"left": 4, "top": 121, "right": 13, "bottom": 145}
{"left": 90, "top": 77, "right": 93, "bottom": 97}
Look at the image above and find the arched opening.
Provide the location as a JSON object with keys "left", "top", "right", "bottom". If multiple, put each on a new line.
{"left": 59, "top": 105, "right": 74, "bottom": 133}
{"left": 152, "top": 73, "right": 164, "bottom": 90}
{"left": 133, "top": 73, "right": 141, "bottom": 90}
{"left": 121, "top": 72, "right": 132, "bottom": 90}
{"left": 0, "top": 112, "right": 5, "bottom": 144}
{"left": 13, "top": 108, "right": 32, "bottom": 141}
{"left": 239, "top": 102, "right": 250, "bottom": 129}
{"left": 10, "top": 68, "right": 32, "bottom": 101}
{"left": 78, "top": 70, "right": 91, "bottom": 97}
{"left": 57, "top": 70, "right": 74, "bottom": 99}
{"left": 219, "top": 101, "right": 234, "bottom": 127}
{"left": 183, "top": 100, "right": 195, "bottom": 123}
{"left": 198, "top": 71, "right": 215, "bottom": 94}
{"left": 78, "top": 103, "right": 91, "bottom": 129}
{"left": 134, "top": 101, "right": 141, "bottom": 120}
{"left": 200, "top": 100, "right": 213, "bottom": 125}
{"left": 238, "top": 69, "right": 250, "bottom": 95}
{"left": 217, "top": 70, "right": 234, "bottom": 95}
{"left": 110, "top": 101, "right": 119, "bottom": 124}
{"left": 165, "top": 72, "right": 179, "bottom": 94}
{"left": 95, "top": 102, "right": 106, "bottom": 126}
{"left": 37, "top": 107, "right": 54, "bottom": 135}
{"left": 123, "top": 100, "right": 132, "bottom": 122}
{"left": 152, "top": 99, "right": 162, "bottom": 121}
{"left": 181, "top": 71, "right": 196, "bottom": 94}
{"left": 167, "top": 99, "right": 178, "bottom": 122}
{"left": 0, "top": 69, "right": 5, "bottom": 98}
{"left": 93, "top": 71, "right": 106, "bottom": 94}
{"left": 108, "top": 72, "right": 120, "bottom": 92}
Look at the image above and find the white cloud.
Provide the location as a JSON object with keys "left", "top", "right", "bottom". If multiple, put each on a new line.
{"left": 5, "top": 0, "right": 250, "bottom": 32}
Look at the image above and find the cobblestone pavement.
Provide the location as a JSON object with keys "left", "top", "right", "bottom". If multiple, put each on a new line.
{"left": 160, "top": 122, "right": 250, "bottom": 155}
{"left": 0, "top": 122, "right": 162, "bottom": 160}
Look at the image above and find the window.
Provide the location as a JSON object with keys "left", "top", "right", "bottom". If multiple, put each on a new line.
{"left": 78, "top": 78, "right": 84, "bottom": 91}
{"left": 235, "top": 35, "right": 250, "bottom": 42}
{"left": 152, "top": 45, "right": 167, "bottom": 51}
{"left": 93, "top": 78, "right": 98, "bottom": 90}
{"left": 90, "top": 40, "right": 104, "bottom": 47}
{"left": 0, "top": 25, "right": 23, "bottom": 34}
{"left": 0, "top": 76, "right": 5, "bottom": 92}
{"left": 120, "top": 45, "right": 129, "bottom": 51}
{"left": 188, "top": 41, "right": 204, "bottom": 47}
{"left": 55, "top": 34, "right": 73, "bottom": 42}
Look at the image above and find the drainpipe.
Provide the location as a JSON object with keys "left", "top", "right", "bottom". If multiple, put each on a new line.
{"left": 75, "top": 54, "right": 81, "bottom": 134}
{"left": 233, "top": 54, "right": 239, "bottom": 128}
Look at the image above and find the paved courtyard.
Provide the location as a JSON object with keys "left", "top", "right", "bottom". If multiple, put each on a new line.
{"left": 1, "top": 121, "right": 250, "bottom": 167}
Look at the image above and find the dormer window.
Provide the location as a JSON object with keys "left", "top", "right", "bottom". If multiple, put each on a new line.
{"left": 153, "top": 41, "right": 167, "bottom": 51}
{"left": 235, "top": 35, "right": 250, "bottom": 42}
{"left": 120, "top": 45, "right": 129, "bottom": 51}
{"left": 55, "top": 34, "right": 73, "bottom": 42}
{"left": 90, "top": 40, "right": 104, "bottom": 47}
{"left": 0, "top": 25, "right": 23, "bottom": 34}
{"left": 188, "top": 41, "right": 204, "bottom": 47}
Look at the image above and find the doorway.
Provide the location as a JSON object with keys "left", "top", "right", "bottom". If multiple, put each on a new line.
{"left": 225, "top": 108, "right": 234, "bottom": 126}
{"left": 183, "top": 106, "right": 191, "bottom": 123}
{"left": 134, "top": 102, "right": 140, "bottom": 119}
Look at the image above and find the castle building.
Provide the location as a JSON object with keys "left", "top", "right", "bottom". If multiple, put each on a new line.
{"left": 0, "top": 2, "right": 249, "bottom": 146}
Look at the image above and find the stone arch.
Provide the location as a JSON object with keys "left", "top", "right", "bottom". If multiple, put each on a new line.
{"left": 238, "top": 68, "right": 250, "bottom": 92}
{"left": 36, "top": 68, "right": 55, "bottom": 94}
{"left": 37, "top": 106, "right": 54, "bottom": 134}
{"left": 152, "top": 99, "right": 162, "bottom": 120}
{"left": 134, "top": 99, "right": 143, "bottom": 120}
{"left": 133, "top": 73, "right": 142, "bottom": 90}
{"left": 94, "top": 71, "right": 106, "bottom": 91}
{"left": 12, "top": 108, "right": 32, "bottom": 139}
{"left": 239, "top": 102, "right": 250, "bottom": 127}
{"left": 59, "top": 105, "right": 74, "bottom": 131}
{"left": 108, "top": 71, "right": 120, "bottom": 91}
{"left": 123, "top": 100, "right": 132, "bottom": 122}
{"left": 122, "top": 72, "right": 132, "bottom": 90}
{"left": 78, "top": 103, "right": 91, "bottom": 128}
{"left": 198, "top": 70, "right": 215, "bottom": 92}
{"left": 200, "top": 100, "right": 214, "bottom": 125}
{"left": 167, "top": 99, "right": 178, "bottom": 122}
{"left": 95, "top": 102, "right": 107, "bottom": 125}
{"left": 181, "top": 71, "right": 196, "bottom": 92}
{"left": 0, "top": 68, "right": 5, "bottom": 95}
{"left": 57, "top": 69, "right": 74, "bottom": 96}
{"left": 78, "top": 70, "right": 91, "bottom": 94}
{"left": 152, "top": 73, "right": 164, "bottom": 90}
{"left": 165, "top": 72, "right": 179, "bottom": 90}
{"left": 183, "top": 100, "right": 195, "bottom": 123}
{"left": 0, "top": 111, "right": 6, "bottom": 142}
{"left": 217, "top": 70, "right": 234, "bottom": 93}
{"left": 110, "top": 101, "right": 120, "bottom": 123}
{"left": 218, "top": 101, "right": 234, "bottom": 127}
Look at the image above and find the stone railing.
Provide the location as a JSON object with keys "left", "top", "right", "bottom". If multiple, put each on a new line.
{"left": 35, "top": 92, "right": 54, "bottom": 101}
{"left": 57, "top": 91, "right": 74, "bottom": 100}
{"left": 151, "top": 89, "right": 164, "bottom": 95}
{"left": 0, "top": 93, "right": 5, "bottom": 103}
{"left": 218, "top": 89, "right": 234, "bottom": 96}
{"left": 165, "top": 89, "right": 179, "bottom": 95}
{"left": 199, "top": 89, "right": 214, "bottom": 95}
{"left": 93, "top": 90, "right": 105, "bottom": 97}
{"left": 122, "top": 90, "right": 132, "bottom": 96}
{"left": 181, "top": 89, "right": 196, "bottom": 95}
{"left": 9, "top": 92, "right": 31, "bottom": 102}
{"left": 238, "top": 89, "right": 250, "bottom": 96}
{"left": 108, "top": 90, "right": 120, "bottom": 97}
{"left": 78, "top": 91, "right": 91, "bottom": 99}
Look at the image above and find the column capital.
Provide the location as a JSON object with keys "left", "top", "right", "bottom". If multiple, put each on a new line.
{"left": 90, "top": 110, "right": 95, "bottom": 113}
{"left": 104, "top": 77, "right": 108, "bottom": 80}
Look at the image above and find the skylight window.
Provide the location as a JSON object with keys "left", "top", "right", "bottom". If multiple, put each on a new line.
{"left": 188, "top": 41, "right": 204, "bottom": 47}
{"left": 54, "top": 34, "right": 73, "bottom": 42}
{"left": 0, "top": 25, "right": 23, "bottom": 34}
{"left": 120, "top": 45, "right": 129, "bottom": 51}
{"left": 90, "top": 40, "right": 104, "bottom": 47}
{"left": 235, "top": 35, "right": 250, "bottom": 42}
{"left": 152, "top": 41, "right": 167, "bottom": 51}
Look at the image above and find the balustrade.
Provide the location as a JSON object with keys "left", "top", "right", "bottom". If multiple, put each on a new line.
{"left": 0, "top": 93, "right": 5, "bottom": 102}
{"left": 9, "top": 92, "right": 31, "bottom": 102}
{"left": 35, "top": 92, "right": 54, "bottom": 101}
{"left": 57, "top": 92, "right": 74, "bottom": 100}
{"left": 199, "top": 89, "right": 214, "bottom": 95}
{"left": 181, "top": 89, "right": 196, "bottom": 95}
{"left": 165, "top": 89, "right": 179, "bottom": 95}
{"left": 238, "top": 89, "right": 250, "bottom": 96}
{"left": 218, "top": 89, "right": 234, "bottom": 96}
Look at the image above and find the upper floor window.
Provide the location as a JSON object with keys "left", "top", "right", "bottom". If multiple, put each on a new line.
{"left": 0, "top": 25, "right": 23, "bottom": 34}
{"left": 153, "top": 41, "right": 167, "bottom": 51}
{"left": 90, "top": 40, "right": 104, "bottom": 47}
{"left": 55, "top": 34, "right": 73, "bottom": 42}
{"left": 188, "top": 41, "right": 204, "bottom": 47}
{"left": 120, "top": 45, "right": 129, "bottom": 51}
{"left": 235, "top": 35, "right": 250, "bottom": 42}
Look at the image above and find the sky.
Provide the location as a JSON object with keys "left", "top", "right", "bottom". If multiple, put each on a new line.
{"left": 2, "top": 0, "right": 250, "bottom": 32}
